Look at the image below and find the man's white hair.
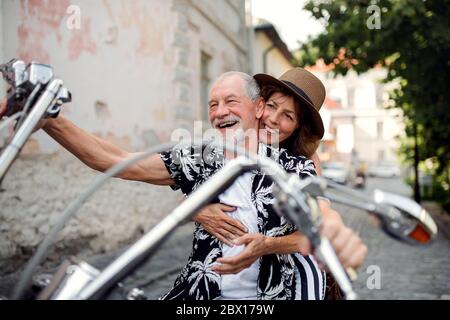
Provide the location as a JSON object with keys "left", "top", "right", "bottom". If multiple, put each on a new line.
{"left": 213, "top": 71, "right": 261, "bottom": 102}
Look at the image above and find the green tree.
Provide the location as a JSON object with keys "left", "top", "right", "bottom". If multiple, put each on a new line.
{"left": 297, "top": 0, "right": 450, "bottom": 208}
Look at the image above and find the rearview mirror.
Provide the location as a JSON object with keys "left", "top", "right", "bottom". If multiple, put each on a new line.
{"left": 373, "top": 189, "right": 438, "bottom": 245}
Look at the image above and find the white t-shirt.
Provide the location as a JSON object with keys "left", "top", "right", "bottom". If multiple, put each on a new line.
{"left": 218, "top": 172, "right": 260, "bottom": 300}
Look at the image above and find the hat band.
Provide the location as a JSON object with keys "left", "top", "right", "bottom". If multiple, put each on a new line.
{"left": 282, "top": 80, "right": 314, "bottom": 106}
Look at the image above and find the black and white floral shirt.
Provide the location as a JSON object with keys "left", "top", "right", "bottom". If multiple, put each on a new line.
{"left": 159, "top": 143, "right": 321, "bottom": 300}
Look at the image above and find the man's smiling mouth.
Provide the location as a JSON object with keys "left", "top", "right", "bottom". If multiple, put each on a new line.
{"left": 216, "top": 121, "right": 239, "bottom": 129}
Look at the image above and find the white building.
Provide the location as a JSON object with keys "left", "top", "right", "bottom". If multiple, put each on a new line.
{"left": 309, "top": 62, "right": 404, "bottom": 166}
{"left": 252, "top": 20, "right": 294, "bottom": 76}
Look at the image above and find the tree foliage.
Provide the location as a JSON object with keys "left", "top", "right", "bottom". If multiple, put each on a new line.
{"left": 297, "top": 0, "right": 450, "bottom": 205}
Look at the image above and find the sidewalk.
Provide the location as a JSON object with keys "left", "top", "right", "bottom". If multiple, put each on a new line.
{"left": 340, "top": 199, "right": 450, "bottom": 300}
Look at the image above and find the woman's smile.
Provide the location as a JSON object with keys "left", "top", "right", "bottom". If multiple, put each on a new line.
{"left": 259, "top": 92, "right": 299, "bottom": 144}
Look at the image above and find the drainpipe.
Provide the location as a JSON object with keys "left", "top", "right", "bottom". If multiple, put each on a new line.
{"left": 245, "top": 0, "right": 255, "bottom": 74}
{"left": 263, "top": 44, "right": 276, "bottom": 74}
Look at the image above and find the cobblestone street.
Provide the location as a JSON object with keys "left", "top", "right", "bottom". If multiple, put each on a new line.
{"left": 1, "top": 177, "right": 449, "bottom": 300}
{"left": 104, "top": 176, "right": 450, "bottom": 300}
{"left": 336, "top": 177, "right": 450, "bottom": 300}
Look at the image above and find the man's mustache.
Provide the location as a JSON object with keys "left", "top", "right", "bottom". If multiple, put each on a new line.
{"left": 212, "top": 115, "right": 241, "bottom": 128}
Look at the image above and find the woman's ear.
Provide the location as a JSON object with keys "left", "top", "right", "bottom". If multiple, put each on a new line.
{"left": 256, "top": 98, "right": 265, "bottom": 119}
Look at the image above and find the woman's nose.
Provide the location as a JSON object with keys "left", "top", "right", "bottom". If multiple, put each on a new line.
{"left": 268, "top": 111, "right": 280, "bottom": 126}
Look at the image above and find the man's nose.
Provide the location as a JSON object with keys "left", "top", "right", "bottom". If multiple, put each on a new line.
{"left": 215, "top": 102, "right": 230, "bottom": 118}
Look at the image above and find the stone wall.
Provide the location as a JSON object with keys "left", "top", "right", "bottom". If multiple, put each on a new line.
{"left": 0, "top": 151, "right": 181, "bottom": 275}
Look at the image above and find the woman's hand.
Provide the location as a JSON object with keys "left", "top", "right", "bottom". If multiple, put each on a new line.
{"left": 319, "top": 200, "right": 368, "bottom": 270}
{"left": 212, "top": 233, "right": 267, "bottom": 274}
{"left": 193, "top": 203, "right": 248, "bottom": 247}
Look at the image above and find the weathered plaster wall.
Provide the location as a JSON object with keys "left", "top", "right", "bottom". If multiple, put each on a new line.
{"left": 0, "top": 151, "right": 181, "bottom": 275}
{"left": 0, "top": 0, "right": 248, "bottom": 275}
{"left": 2, "top": 0, "right": 179, "bottom": 152}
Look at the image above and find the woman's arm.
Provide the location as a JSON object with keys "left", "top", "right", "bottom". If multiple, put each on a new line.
{"left": 212, "top": 200, "right": 367, "bottom": 275}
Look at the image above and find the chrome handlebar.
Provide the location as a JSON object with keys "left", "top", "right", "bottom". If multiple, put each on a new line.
{"left": 0, "top": 59, "right": 71, "bottom": 181}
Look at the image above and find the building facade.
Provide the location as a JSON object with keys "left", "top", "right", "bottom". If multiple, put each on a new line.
{"left": 252, "top": 20, "right": 294, "bottom": 76}
{"left": 310, "top": 63, "right": 404, "bottom": 166}
{"left": 0, "top": 0, "right": 254, "bottom": 274}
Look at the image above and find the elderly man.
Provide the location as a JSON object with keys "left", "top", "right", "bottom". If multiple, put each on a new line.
{"left": 0, "top": 71, "right": 367, "bottom": 300}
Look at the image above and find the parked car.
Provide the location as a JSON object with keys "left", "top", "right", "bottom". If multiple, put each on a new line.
{"left": 322, "top": 162, "right": 350, "bottom": 184}
{"left": 368, "top": 162, "right": 401, "bottom": 178}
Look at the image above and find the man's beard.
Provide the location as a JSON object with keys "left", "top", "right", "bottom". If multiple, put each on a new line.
{"left": 212, "top": 115, "right": 244, "bottom": 141}
{"left": 211, "top": 115, "right": 260, "bottom": 158}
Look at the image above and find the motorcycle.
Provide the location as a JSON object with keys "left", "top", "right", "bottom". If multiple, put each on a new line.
{"left": 353, "top": 173, "right": 366, "bottom": 189}
{"left": 0, "top": 59, "right": 438, "bottom": 300}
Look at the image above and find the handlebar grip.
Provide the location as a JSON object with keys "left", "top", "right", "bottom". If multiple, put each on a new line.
{"left": 316, "top": 236, "right": 358, "bottom": 300}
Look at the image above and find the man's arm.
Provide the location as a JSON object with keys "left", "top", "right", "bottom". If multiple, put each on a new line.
{"left": 43, "top": 116, "right": 174, "bottom": 185}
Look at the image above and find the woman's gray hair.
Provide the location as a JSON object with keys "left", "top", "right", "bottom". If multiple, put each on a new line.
{"left": 214, "top": 71, "right": 261, "bottom": 102}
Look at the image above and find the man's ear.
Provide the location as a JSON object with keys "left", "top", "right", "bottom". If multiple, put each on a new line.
{"left": 255, "top": 98, "right": 265, "bottom": 119}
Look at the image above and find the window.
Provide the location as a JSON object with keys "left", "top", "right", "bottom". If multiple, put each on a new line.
{"left": 327, "top": 87, "right": 343, "bottom": 106}
{"left": 378, "top": 150, "right": 385, "bottom": 161}
{"left": 347, "top": 87, "right": 355, "bottom": 108}
{"left": 200, "top": 51, "right": 211, "bottom": 122}
{"left": 375, "top": 84, "right": 385, "bottom": 108}
{"left": 377, "top": 121, "right": 383, "bottom": 139}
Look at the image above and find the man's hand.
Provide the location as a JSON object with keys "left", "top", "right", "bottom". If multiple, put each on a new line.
{"left": 211, "top": 233, "right": 266, "bottom": 274}
{"left": 0, "top": 98, "right": 48, "bottom": 132}
{"left": 319, "top": 201, "right": 368, "bottom": 270}
{"left": 193, "top": 203, "right": 247, "bottom": 247}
